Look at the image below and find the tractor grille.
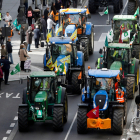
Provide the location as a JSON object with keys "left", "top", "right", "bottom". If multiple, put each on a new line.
{"left": 35, "top": 102, "right": 42, "bottom": 109}
{"left": 67, "top": 33, "right": 72, "bottom": 37}
{"left": 95, "top": 95, "right": 106, "bottom": 109}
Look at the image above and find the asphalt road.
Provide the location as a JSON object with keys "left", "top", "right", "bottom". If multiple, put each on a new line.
{"left": 0, "top": 0, "right": 138, "bottom": 140}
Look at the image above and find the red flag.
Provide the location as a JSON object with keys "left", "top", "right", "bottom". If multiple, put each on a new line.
{"left": 86, "top": 106, "right": 99, "bottom": 118}
{"left": 119, "top": 26, "right": 123, "bottom": 43}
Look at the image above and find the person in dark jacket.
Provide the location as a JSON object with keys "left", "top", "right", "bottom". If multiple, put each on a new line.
{"left": 55, "top": 0, "right": 61, "bottom": 11}
{"left": 27, "top": 6, "right": 33, "bottom": 26}
{"left": 34, "top": 25, "right": 41, "bottom": 48}
{"left": 40, "top": 15, "right": 46, "bottom": 40}
{"left": 44, "top": 6, "right": 49, "bottom": 23}
{"left": 0, "top": 55, "right": 11, "bottom": 85}
{"left": 6, "top": 37, "right": 13, "bottom": 64}
{"left": 18, "top": 25, "right": 26, "bottom": 44}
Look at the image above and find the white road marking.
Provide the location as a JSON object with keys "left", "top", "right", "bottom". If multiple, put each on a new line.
{"left": 6, "top": 93, "right": 13, "bottom": 98}
{"left": 6, "top": 130, "right": 12, "bottom": 134}
{"left": 121, "top": 0, "right": 128, "bottom": 15}
{"left": 64, "top": 112, "right": 77, "bottom": 140}
{"left": 94, "top": 25, "right": 111, "bottom": 27}
{"left": 0, "top": 92, "right": 4, "bottom": 98}
{"left": 12, "top": 93, "right": 20, "bottom": 98}
{"left": 13, "top": 116, "right": 18, "bottom": 121}
{"left": 2, "top": 137, "right": 7, "bottom": 140}
{"left": 98, "top": 33, "right": 107, "bottom": 42}
{"left": 10, "top": 123, "right": 15, "bottom": 128}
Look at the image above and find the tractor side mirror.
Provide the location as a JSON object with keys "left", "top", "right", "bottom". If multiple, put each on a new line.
{"left": 121, "top": 77, "right": 127, "bottom": 87}
{"left": 99, "top": 48, "right": 103, "bottom": 54}
{"left": 132, "top": 51, "right": 136, "bottom": 58}
{"left": 57, "top": 78, "right": 62, "bottom": 86}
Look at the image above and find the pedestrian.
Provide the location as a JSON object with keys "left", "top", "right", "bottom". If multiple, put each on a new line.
{"left": 44, "top": 6, "right": 49, "bottom": 24}
{"left": 0, "top": 27, "right": 4, "bottom": 45}
{"left": 34, "top": 25, "right": 41, "bottom": 48}
{"left": 0, "top": 55, "right": 11, "bottom": 85}
{"left": 27, "top": 6, "right": 33, "bottom": 26}
{"left": 33, "top": 7, "right": 40, "bottom": 22}
{"left": 3, "top": 12, "right": 12, "bottom": 25}
{"left": 18, "top": 25, "right": 26, "bottom": 44}
{"left": 26, "top": 26, "right": 34, "bottom": 52}
{"left": 32, "top": 0, "right": 34, "bottom": 4}
{"left": 23, "top": 41, "right": 28, "bottom": 50}
{"left": 6, "top": 37, "right": 13, "bottom": 64}
{"left": 40, "top": 15, "right": 47, "bottom": 40}
{"left": 50, "top": 2, "right": 56, "bottom": 21}
{"left": 128, "top": 138, "right": 132, "bottom": 140}
{"left": 1, "top": 45, "right": 7, "bottom": 58}
{"left": 19, "top": 44, "right": 29, "bottom": 71}
{"left": 47, "top": 15, "right": 56, "bottom": 37}
{"left": 0, "top": 0, "right": 3, "bottom": 10}
{"left": 7, "top": 22, "right": 14, "bottom": 39}
{"left": 135, "top": 93, "right": 140, "bottom": 117}
{"left": 55, "top": 0, "right": 61, "bottom": 11}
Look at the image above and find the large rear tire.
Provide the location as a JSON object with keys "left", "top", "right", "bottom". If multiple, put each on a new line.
{"left": 89, "top": 26, "right": 94, "bottom": 55}
{"left": 88, "top": 0, "right": 96, "bottom": 13}
{"left": 81, "top": 39, "right": 89, "bottom": 61}
{"left": 126, "top": 77, "right": 135, "bottom": 99}
{"left": 114, "top": 0, "right": 120, "bottom": 13}
{"left": 77, "top": 108, "right": 87, "bottom": 134}
{"left": 18, "top": 107, "right": 29, "bottom": 132}
{"left": 112, "top": 109, "right": 124, "bottom": 135}
{"left": 127, "top": 1, "right": 136, "bottom": 15}
{"left": 72, "top": 72, "right": 81, "bottom": 94}
{"left": 53, "top": 107, "right": 64, "bottom": 131}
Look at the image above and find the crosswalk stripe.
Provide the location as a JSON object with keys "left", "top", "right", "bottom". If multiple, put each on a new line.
{"left": 98, "top": 33, "right": 107, "bottom": 42}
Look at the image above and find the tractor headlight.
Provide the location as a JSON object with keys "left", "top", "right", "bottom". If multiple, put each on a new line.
{"left": 103, "top": 101, "right": 107, "bottom": 110}
{"left": 35, "top": 107, "right": 39, "bottom": 110}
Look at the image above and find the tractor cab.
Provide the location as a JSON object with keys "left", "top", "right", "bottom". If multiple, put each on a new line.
{"left": 112, "top": 15, "right": 138, "bottom": 43}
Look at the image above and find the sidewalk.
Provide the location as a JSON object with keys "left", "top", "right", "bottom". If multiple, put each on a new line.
{"left": 9, "top": 63, "right": 43, "bottom": 81}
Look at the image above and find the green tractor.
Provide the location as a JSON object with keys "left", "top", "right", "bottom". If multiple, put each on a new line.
{"left": 111, "top": 15, "right": 140, "bottom": 60}
{"left": 97, "top": 43, "right": 139, "bottom": 99}
{"left": 127, "top": 0, "right": 140, "bottom": 15}
{"left": 18, "top": 71, "right": 68, "bottom": 132}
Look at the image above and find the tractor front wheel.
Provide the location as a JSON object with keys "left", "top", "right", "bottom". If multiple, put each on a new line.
{"left": 77, "top": 108, "right": 87, "bottom": 134}
{"left": 72, "top": 72, "right": 81, "bottom": 94}
{"left": 81, "top": 39, "right": 89, "bottom": 61}
{"left": 18, "top": 107, "right": 29, "bottom": 132}
{"left": 112, "top": 109, "right": 124, "bottom": 135}
{"left": 89, "top": 26, "right": 94, "bottom": 55}
{"left": 127, "top": 1, "right": 136, "bottom": 15}
{"left": 126, "top": 77, "right": 135, "bottom": 99}
{"left": 53, "top": 107, "right": 64, "bottom": 131}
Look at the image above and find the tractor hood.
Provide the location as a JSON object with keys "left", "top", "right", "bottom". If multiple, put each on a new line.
{"left": 34, "top": 91, "right": 47, "bottom": 102}
{"left": 110, "top": 61, "right": 122, "bottom": 70}
{"left": 65, "top": 25, "right": 76, "bottom": 37}
{"left": 56, "top": 55, "right": 69, "bottom": 74}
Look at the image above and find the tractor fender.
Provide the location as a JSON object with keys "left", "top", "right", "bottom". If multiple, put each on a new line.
{"left": 85, "top": 22, "right": 93, "bottom": 35}
{"left": 130, "top": 58, "right": 138, "bottom": 74}
{"left": 22, "top": 87, "right": 27, "bottom": 104}
{"left": 78, "top": 103, "right": 89, "bottom": 108}
{"left": 19, "top": 104, "right": 28, "bottom": 107}
{"left": 57, "top": 86, "right": 63, "bottom": 104}
{"left": 61, "top": 87, "right": 66, "bottom": 104}
{"left": 134, "top": 59, "right": 139, "bottom": 74}
{"left": 54, "top": 104, "right": 63, "bottom": 107}
{"left": 82, "top": 86, "right": 90, "bottom": 102}
{"left": 77, "top": 51, "right": 84, "bottom": 66}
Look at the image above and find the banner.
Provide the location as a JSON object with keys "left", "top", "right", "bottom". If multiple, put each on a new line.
{"left": 60, "top": 55, "right": 70, "bottom": 63}
{"left": 10, "top": 63, "right": 20, "bottom": 75}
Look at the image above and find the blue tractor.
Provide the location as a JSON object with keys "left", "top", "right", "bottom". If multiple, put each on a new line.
{"left": 55, "top": 8, "right": 94, "bottom": 61}
{"left": 43, "top": 36, "right": 85, "bottom": 94}
{"left": 77, "top": 68, "right": 127, "bottom": 135}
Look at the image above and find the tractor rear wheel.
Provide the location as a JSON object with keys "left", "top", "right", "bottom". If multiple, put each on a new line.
{"left": 112, "top": 109, "right": 124, "bottom": 135}
{"left": 81, "top": 38, "right": 89, "bottom": 61}
{"left": 133, "top": 45, "right": 140, "bottom": 60}
{"left": 53, "top": 107, "right": 64, "bottom": 131}
{"left": 89, "top": 26, "right": 94, "bottom": 55}
{"left": 72, "top": 72, "right": 81, "bottom": 94}
{"left": 88, "top": 0, "right": 96, "bottom": 13}
{"left": 126, "top": 77, "right": 135, "bottom": 99}
{"left": 18, "top": 107, "right": 28, "bottom": 132}
{"left": 114, "top": 0, "right": 120, "bottom": 13}
{"left": 77, "top": 108, "right": 87, "bottom": 134}
{"left": 127, "top": 1, "right": 136, "bottom": 15}
{"left": 124, "top": 101, "right": 127, "bottom": 125}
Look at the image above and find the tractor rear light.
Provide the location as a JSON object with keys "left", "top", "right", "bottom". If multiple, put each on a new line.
{"left": 27, "top": 92, "right": 29, "bottom": 95}
{"left": 88, "top": 66, "right": 91, "bottom": 69}
{"left": 56, "top": 92, "right": 58, "bottom": 95}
